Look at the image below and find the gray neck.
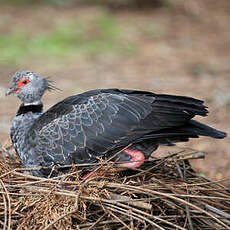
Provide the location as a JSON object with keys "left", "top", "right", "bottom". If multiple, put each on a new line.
{"left": 10, "top": 104, "right": 43, "bottom": 165}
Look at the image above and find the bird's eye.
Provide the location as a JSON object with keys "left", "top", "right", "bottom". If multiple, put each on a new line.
{"left": 22, "top": 80, "right": 28, "bottom": 84}
{"left": 18, "top": 79, "right": 30, "bottom": 87}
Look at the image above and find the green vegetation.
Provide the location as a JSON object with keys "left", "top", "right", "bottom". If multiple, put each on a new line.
{"left": 0, "top": 13, "right": 137, "bottom": 65}
{"left": 0, "top": 0, "right": 69, "bottom": 5}
{"left": 0, "top": 0, "right": 171, "bottom": 8}
{"left": 198, "top": 173, "right": 207, "bottom": 178}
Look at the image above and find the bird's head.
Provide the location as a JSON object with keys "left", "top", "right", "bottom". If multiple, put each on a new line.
{"left": 6, "top": 70, "right": 58, "bottom": 105}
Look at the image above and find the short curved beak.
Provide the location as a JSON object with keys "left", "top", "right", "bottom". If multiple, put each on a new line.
{"left": 5, "top": 87, "right": 15, "bottom": 96}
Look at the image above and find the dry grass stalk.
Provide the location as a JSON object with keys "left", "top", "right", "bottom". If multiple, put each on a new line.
{"left": 0, "top": 145, "right": 230, "bottom": 230}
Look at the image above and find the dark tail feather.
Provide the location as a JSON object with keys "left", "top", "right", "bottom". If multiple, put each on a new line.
{"left": 137, "top": 120, "right": 226, "bottom": 146}
{"left": 155, "top": 94, "right": 209, "bottom": 117}
{"left": 184, "top": 120, "right": 227, "bottom": 139}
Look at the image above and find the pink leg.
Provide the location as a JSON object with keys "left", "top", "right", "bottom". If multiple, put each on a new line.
{"left": 117, "top": 149, "right": 145, "bottom": 169}
{"left": 82, "top": 148, "right": 145, "bottom": 179}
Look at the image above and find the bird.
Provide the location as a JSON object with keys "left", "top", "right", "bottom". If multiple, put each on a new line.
{"left": 6, "top": 70, "right": 227, "bottom": 177}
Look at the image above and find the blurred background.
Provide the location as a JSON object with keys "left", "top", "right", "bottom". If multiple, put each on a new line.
{"left": 0, "top": 0, "right": 229, "bottom": 184}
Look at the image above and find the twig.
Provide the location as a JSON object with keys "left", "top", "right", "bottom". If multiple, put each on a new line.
{"left": 106, "top": 209, "right": 132, "bottom": 230}
{"left": 87, "top": 213, "right": 107, "bottom": 230}
{"left": 0, "top": 179, "right": 11, "bottom": 230}
{"left": 0, "top": 187, "right": 7, "bottom": 230}
{"left": 109, "top": 192, "right": 152, "bottom": 210}
{"left": 43, "top": 208, "right": 84, "bottom": 230}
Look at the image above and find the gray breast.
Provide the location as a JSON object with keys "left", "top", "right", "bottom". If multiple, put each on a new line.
{"left": 10, "top": 112, "right": 42, "bottom": 166}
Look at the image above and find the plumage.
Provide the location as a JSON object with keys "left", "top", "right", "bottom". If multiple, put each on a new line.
{"left": 6, "top": 70, "right": 227, "bottom": 177}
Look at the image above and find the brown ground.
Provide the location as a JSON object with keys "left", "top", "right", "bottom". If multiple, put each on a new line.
{"left": 0, "top": 1, "right": 229, "bottom": 184}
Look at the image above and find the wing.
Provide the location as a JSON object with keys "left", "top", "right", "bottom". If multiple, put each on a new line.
{"left": 27, "top": 89, "right": 207, "bottom": 166}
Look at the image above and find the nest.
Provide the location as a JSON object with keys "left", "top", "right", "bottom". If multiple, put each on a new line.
{"left": 0, "top": 144, "right": 230, "bottom": 230}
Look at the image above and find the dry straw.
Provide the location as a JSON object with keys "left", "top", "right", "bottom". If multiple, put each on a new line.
{"left": 0, "top": 145, "right": 230, "bottom": 230}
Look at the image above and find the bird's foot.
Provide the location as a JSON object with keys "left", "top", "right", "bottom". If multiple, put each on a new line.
{"left": 82, "top": 148, "right": 145, "bottom": 179}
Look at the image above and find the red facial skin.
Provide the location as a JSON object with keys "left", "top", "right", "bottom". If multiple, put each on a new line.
{"left": 82, "top": 148, "right": 145, "bottom": 179}
{"left": 16, "top": 79, "right": 30, "bottom": 93}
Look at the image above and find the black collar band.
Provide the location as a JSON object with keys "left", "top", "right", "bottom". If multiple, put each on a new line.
{"left": 16, "top": 103, "right": 43, "bottom": 116}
